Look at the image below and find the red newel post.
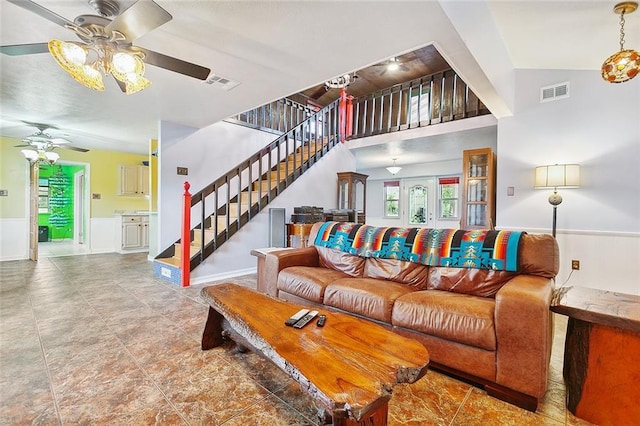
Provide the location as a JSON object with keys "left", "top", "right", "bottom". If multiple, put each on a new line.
{"left": 346, "top": 93, "right": 354, "bottom": 138}
{"left": 339, "top": 87, "right": 347, "bottom": 143}
{"left": 181, "top": 181, "right": 191, "bottom": 287}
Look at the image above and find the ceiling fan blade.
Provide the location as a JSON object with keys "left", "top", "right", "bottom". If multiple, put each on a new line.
{"left": 138, "top": 47, "right": 211, "bottom": 80}
{"left": 14, "top": 144, "right": 32, "bottom": 147}
{"left": 6, "top": 0, "right": 76, "bottom": 28}
{"left": 400, "top": 64, "right": 410, "bottom": 72}
{"left": 60, "top": 145, "right": 90, "bottom": 152}
{"left": 49, "top": 138, "right": 71, "bottom": 144}
{"left": 112, "top": 75, "right": 127, "bottom": 93}
{"left": 105, "top": 0, "right": 172, "bottom": 42}
{"left": 0, "top": 42, "right": 50, "bottom": 56}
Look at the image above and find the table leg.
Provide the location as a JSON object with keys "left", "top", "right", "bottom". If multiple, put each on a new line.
{"left": 201, "top": 307, "right": 225, "bottom": 350}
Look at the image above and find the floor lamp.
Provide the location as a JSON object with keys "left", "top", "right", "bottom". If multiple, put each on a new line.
{"left": 534, "top": 164, "right": 580, "bottom": 238}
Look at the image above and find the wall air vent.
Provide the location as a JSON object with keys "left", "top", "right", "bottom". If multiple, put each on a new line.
{"left": 205, "top": 74, "right": 241, "bottom": 91}
{"left": 540, "top": 81, "right": 570, "bottom": 103}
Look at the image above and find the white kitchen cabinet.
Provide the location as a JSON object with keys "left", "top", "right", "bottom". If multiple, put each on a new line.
{"left": 116, "top": 214, "right": 149, "bottom": 252}
{"left": 119, "top": 165, "right": 149, "bottom": 196}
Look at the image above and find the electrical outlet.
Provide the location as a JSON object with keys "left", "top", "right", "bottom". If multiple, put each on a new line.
{"left": 571, "top": 260, "right": 580, "bottom": 270}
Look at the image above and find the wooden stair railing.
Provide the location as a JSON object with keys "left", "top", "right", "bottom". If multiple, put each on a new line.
{"left": 154, "top": 68, "right": 489, "bottom": 284}
{"left": 154, "top": 98, "right": 341, "bottom": 278}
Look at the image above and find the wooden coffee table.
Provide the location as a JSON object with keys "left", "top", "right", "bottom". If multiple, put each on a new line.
{"left": 201, "top": 283, "right": 429, "bottom": 426}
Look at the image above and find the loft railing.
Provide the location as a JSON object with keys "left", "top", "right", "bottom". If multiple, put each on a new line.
{"left": 350, "top": 69, "right": 490, "bottom": 139}
{"left": 157, "top": 98, "right": 341, "bottom": 275}
{"left": 225, "top": 97, "right": 318, "bottom": 134}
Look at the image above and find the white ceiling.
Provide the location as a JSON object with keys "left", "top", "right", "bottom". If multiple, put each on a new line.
{"left": 1, "top": 1, "right": 638, "bottom": 167}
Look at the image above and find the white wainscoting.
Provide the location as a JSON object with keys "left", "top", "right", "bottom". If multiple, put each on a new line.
{"left": 554, "top": 230, "right": 640, "bottom": 295}
{"left": 0, "top": 218, "right": 29, "bottom": 261}
{"left": 89, "top": 218, "right": 117, "bottom": 254}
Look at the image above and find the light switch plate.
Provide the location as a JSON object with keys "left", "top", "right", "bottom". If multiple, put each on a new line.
{"left": 177, "top": 167, "right": 188, "bottom": 176}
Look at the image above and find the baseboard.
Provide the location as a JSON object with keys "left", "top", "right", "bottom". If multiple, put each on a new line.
{"left": 190, "top": 267, "right": 257, "bottom": 286}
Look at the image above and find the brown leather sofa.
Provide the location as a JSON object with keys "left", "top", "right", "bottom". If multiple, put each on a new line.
{"left": 262, "top": 222, "right": 559, "bottom": 411}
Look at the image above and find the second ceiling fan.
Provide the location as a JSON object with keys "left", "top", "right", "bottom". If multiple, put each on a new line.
{"left": 0, "top": 0, "right": 211, "bottom": 94}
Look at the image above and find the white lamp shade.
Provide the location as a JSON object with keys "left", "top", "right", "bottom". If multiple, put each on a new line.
{"left": 534, "top": 164, "right": 580, "bottom": 188}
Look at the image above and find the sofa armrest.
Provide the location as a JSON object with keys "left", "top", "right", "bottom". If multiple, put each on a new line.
{"left": 263, "top": 247, "right": 319, "bottom": 297}
{"left": 494, "top": 275, "right": 554, "bottom": 398}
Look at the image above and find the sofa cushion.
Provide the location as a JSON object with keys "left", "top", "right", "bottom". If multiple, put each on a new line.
{"left": 364, "top": 258, "right": 429, "bottom": 289}
{"left": 392, "top": 291, "right": 496, "bottom": 350}
{"left": 324, "top": 278, "right": 414, "bottom": 323}
{"left": 317, "top": 246, "right": 365, "bottom": 277}
{"left": 427, "top": 267, "right": 516, "bottom": 298}
{"left": 277, "top": 266, "right": 350, "bottom": 303}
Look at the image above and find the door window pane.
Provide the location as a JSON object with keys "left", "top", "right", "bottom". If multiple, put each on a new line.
{"left": 408, "top": 184, "right": 427, "bottom": 225}
{"left": 439, "top": 176, "right": 460, "bottom": 219}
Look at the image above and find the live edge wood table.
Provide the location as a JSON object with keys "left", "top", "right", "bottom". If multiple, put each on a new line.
{"left": 201, "top": 283, "right": 430, "bottom": 426}
{"left": 551, "top": 286, "right": 640, "bottom": 426}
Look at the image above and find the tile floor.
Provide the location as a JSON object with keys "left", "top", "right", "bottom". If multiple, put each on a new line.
{"left": 37, "top": 240, "right": 90, "bottom": 258}
{"left": 0, "top": 253, "right": 595, "bottom": 425}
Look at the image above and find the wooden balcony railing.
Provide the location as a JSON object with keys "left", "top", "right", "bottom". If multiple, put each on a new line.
{"left": 350, "top": 69, "right": 490, "bottom": 139}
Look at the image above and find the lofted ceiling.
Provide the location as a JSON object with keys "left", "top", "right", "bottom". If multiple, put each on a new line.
{"left": 1, "top": 1, "right": 638, "bottom": 168}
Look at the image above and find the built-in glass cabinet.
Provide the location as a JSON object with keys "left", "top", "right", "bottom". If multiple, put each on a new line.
{"left": 460, "top": 148, "right": 495, "bottom": 229}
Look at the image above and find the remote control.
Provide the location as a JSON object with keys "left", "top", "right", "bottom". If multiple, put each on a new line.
{"left": 316, "top": 314, "right": 326, "bottom": 327}
{"left": 285, "top": 309, "right": 310, "bottom": 326}
{"left": 293, "top": 310, "right": 318, "bottom": 329}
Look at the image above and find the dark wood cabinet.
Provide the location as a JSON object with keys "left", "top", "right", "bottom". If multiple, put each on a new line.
{"left": 337, "top": 172, "right": 368, "bottom": 223}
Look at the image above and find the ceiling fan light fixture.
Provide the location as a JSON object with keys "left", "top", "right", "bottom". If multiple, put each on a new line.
{"left": 48, "top": 40, "right": 87, "bottom": 72}
{"left": 387, "top": 57, "right": 400, "bottom": 71}
{"left": 21, "top": 149, "right": 39, "bottom": 161}
{"left": 601, "top": 2, "right": 640, "bottom": 83}
{"left": 124, "top": 73, "right": 151, "bottom": 95}
{"left": 112, "top": 52, "right": 137, "bottom": 74}
{"left": 73, "top": 64, "right": 105, "bottom": 91}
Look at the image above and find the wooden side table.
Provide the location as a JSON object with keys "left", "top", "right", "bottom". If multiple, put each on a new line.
{"left": 287, "top": 223, "right": 314, "bottom": 248}
{"left": 551, "top": 286, "right": 640, "bottom": 425}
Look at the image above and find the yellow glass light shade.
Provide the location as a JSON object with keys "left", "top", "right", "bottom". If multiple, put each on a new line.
{"left": 48, "top": 40, "right": 87, "bottom": 73}
{"left": 601, "top": 49, "right": 640, "bottom": 83}
{"left": 70, "top": 64, "right": 105, "bottom": 91}
{"left": 124, "top": 74, "right": 151, "bottom": 95}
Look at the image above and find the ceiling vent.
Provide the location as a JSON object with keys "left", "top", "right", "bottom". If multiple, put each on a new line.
{"left": 205, "top": 74, "right": 241, "bottom": 91}
{"left": 540, "top": 81, "right": 570, "bottom": 103}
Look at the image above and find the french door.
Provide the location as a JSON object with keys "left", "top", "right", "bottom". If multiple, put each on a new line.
{"left": 402, "top": 178, "right": 436, "bottom": 228}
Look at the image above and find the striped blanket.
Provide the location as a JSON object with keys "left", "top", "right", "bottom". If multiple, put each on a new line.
{"left": 313, "top": 222, "right": 524, "bottom": 272}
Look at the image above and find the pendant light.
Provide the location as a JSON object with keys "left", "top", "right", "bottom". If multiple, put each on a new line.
{"left": 601, "top": 2, "right": 640, "bottom": 83}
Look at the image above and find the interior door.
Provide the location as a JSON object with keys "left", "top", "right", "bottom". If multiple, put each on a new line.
{"left": 402, "top": 178, "right": 436, "bottom": 228}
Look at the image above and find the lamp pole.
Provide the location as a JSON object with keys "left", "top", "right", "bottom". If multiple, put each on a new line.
{"left": 548, "top": 189, "right": 563, "bottom": 238}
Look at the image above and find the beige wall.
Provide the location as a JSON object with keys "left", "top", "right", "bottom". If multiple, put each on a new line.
{"left": 1, "top": 137, "right": 151, "bottom": 219}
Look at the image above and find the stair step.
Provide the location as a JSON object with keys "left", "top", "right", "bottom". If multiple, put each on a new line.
{"left": 253, "top": 180, "right": 279, "bottom": 191}
{"left": 192, "top": 228, "right": 215, "bottom": 246}
{"left": 154, "top": 256, "right": 181, "bottom": 267}
{"left": 173, "top": 243, "right": 200, "bottom": 260}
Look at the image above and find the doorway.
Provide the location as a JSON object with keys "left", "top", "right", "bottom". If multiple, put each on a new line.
{"left": 34, "top": 162, "right": 90, "bottom": 258}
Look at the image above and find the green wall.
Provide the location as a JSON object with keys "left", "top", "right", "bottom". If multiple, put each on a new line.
{"left": 37, "top": 164, "right": 85, "bottom": 240}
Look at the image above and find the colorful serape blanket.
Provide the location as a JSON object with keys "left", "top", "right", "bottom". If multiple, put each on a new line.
{"left": 313, "top": 222, "right": 524, "bottom": 272}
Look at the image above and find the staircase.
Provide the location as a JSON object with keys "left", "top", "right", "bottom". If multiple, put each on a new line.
{"left": 153, "top": 68, "right": 490, "bottom": 286}
{"left": 153, "top": 98, "right": 341, "bottom": 284}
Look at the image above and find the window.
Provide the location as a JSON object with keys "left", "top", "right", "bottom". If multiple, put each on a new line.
{"left": 383, "top": 181, "right": 400, "bottom": 217}
{"left": 439, "top": 176, "right": 460, "bottom": 219}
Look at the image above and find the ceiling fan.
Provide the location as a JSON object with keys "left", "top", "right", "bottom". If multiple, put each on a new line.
{"left": 15, "top": 122, "right": 90, "bottom": 153}
{"left": 374, "top": 57, "right": 409, "bottom": 75}
{"left": 0, "top": 0, "right": 211, "bottom": 94}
